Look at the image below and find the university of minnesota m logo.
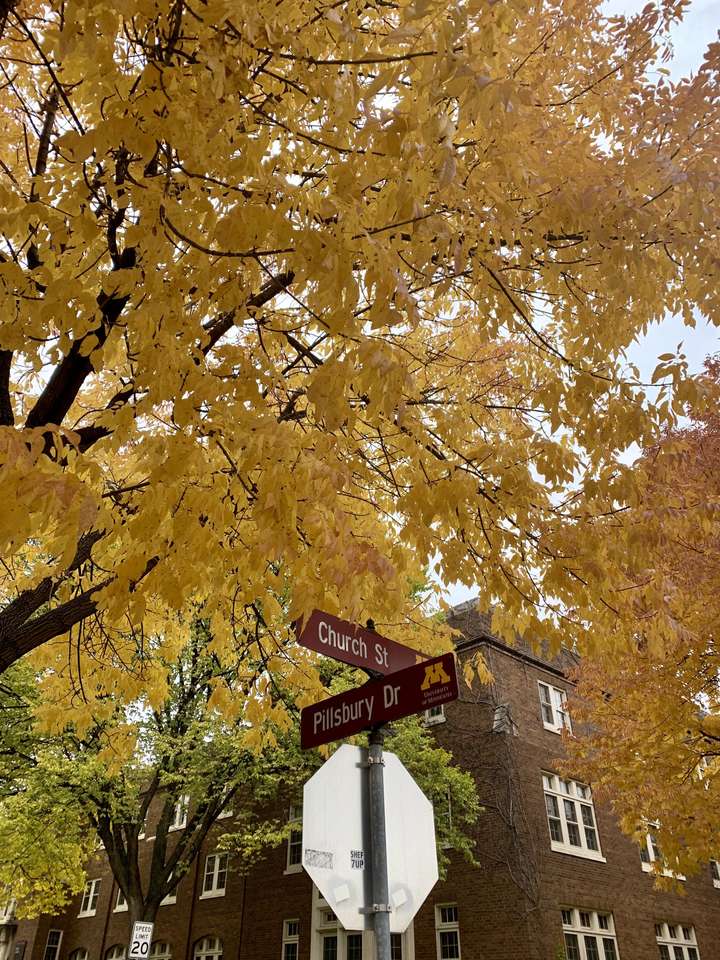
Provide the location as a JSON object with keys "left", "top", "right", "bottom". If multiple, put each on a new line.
{"left": 421, "top": 661, "right": 451, "bottom": 690}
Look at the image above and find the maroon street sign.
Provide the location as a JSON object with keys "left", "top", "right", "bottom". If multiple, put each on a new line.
{"left": 301, "top": 652, "right": 459, "bottom": 749}
{"left": 295, "top": 609, "right": 425, "bottom": 676}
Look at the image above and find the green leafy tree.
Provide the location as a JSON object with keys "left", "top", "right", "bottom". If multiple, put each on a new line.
{"left": 0, "top": 625, "right": 479, "bottom": 921}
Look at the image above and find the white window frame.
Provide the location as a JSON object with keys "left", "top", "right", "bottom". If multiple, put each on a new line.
{"left": 78, "top": 879, "right": 101, "bottom": 917}
{"left": 169, "top": 795, "right": 189, "bottom": 831}
{"left": 114, "top": 887, "right": 128, "bottom": 913}
{"left": 285, "top": 804, "right": 303, "bottom": 875}
{"left": 543, "top": 774, "right": 605, "bottom": 862}
{"left": 149, "top": 943, "right": 172, "bottom": 960}
{"left": 710, "top": 860, "right": 720, "bottom": 889}
{"left": 105, "top": 946, "right": 125, "bottom": 960}
{"left": 655, "top": 923, "right": 700, "bottom": 960}
{"left": 200, "top": 853, "right": 228, "bottom": 899}
{"left": 538, "top": 681, "right": 571, "bottom": 733}
{"left": 561, "top": 908, "right": 619, "bottom": 960}
{"left": 425, "top": 705, "right": 446, "bottom": 726}
{"left": 43, "top": 933, "right": 63, "bottom": 960}
{"left": 435, "top": 903, "right": 461, "bottom": 960}
{"left": 639, "top": 824, "right": 685, "bottom": 879}
{"left": 193, "top": 939, "right": 222, "bottom": 960}
{"left": 282, "top": 920, "right": 299, "bottom": 960}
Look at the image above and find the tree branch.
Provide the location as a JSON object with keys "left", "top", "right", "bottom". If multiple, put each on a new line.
{"left": 0, "top": 350, "right": 13, "bottom": 426}
{"left": 0, "top": 578, "right": 110, "bottom": 672}
{"left": 202, "top": 271, "right": 294, "bottom": 355}
{"left": 25, "top": 252, "right": 135, "bottom": 430}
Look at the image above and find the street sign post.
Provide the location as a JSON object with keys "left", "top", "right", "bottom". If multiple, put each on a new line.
{"left": 300, "top": 651, "right": 458, "bottom": 749}
{"left": 298, "top": 609, "right": 457, "bottom": 960}
{"left": 301, "top": 744, "right": 438, "bottom": 933}
{"left": 128, "top": 922, "right": 153, "bottom": 960}
{"left": 295, "top": 610, "right": 425, "bottom": 675}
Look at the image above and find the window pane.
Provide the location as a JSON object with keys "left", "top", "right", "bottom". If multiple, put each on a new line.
{"left": 584, "top": 827, "right": 599, "bottom": 851}
{"left": 602, "top": 939, "right": 617, "bottom": 960}
{"left": 687, "top": 949, "right": 698, "bottom": 960}
{"left": 562, "top": 910, "right": 573, "bottom": 926}
{"left": 658, "top": 947, "right": 671, "bottom": 960}
{"left": 564, "top": 801, "right": 581, "bottom": 846}
{"left": 322, "top": 937, "right": 337, "bottom": 960}
{"left": 584, "top": 936, "right": 600, "bottom": 960}
{"left": 598, "top": 916, "right": 610, "bottom": 931}
{"left": 579, "top": 912, "right": 591, "bottom": 928}
{"left": 288, "top": 828, "right": 302, "bottom": 866}
{"left": 440, "top": 905, "right": 458, "bottom": 924}
{"left": 347, "top": 935, "right": 363, "bottom": 960}
{"left": 672, "top": 947, "right": 684, "bottom": 960}
{"left": 390, "top": 934, "right": 402, "bottom": 960}
{"left": 439, "top": 931, "right": 460, "bottom": 960}
{"left": 564, "top": 934, "right": 580, "bottom": 960}
{"left": 283, "top": 946, "right": 297, "bottom": 960}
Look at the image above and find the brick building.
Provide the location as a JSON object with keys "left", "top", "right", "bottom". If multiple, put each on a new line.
{"left": 5, "top": 601, "right": 720, "bottom": 960}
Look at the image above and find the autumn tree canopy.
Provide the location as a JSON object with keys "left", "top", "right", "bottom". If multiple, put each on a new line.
{"left": 564, "top": 358, "right": 720, "bottom": 879}
{"left": 0, "top": 0, "right": 718, "bottom": 694}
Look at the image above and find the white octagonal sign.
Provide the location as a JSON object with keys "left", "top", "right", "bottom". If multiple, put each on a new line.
{"left": 302, "top": 744, "right": 438, "bottom": 933}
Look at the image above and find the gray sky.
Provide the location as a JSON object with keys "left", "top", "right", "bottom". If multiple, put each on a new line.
{"left": 443, "top": 0, "right": 719, "bottom": 608}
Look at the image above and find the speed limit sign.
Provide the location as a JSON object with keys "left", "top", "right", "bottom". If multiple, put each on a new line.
{"left": 128, "top": 922, "right": 153, "bottom": 960}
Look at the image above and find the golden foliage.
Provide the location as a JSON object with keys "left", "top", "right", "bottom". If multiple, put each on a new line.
{"left": 565, "top": 360, "right": 720, "bottom": 876}
{"left": 0, "top": 1, "right": 717, "bottom": 715}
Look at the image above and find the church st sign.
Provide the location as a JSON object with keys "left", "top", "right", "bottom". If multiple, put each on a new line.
{"left": 300, "top": 651, "right": 459, "bottom": 749}
{"left": 295, "top": 609, "right": 425, "bottom": 676}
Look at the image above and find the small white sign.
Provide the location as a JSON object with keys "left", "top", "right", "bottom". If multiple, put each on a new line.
{"left": 128, "top": 922, "right": 154, "bottom": 960}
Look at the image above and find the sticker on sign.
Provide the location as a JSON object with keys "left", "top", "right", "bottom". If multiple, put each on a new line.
{"left": 128, "top": 922, "right": 154, "bottom": 960}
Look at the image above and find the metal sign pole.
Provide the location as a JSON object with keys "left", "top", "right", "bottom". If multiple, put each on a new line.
{"left": 368, "top": 725, "right": 391, "bottom": 960}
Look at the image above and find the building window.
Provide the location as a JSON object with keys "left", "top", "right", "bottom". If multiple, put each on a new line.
{"left": 78, "top": 879, "right": 101, "bottom": 917}
{"left": 105, "top": 946, "right": 125, "bottom": 960}
{"left": 161, "top": 872, "right": 177, "bottom": 906}
{"left": 282, "top": 920, "right": 299, "bottom": 960}
{"left": 0, "top": 901, "right": 16, "bottom": 922}
{"left": 42, "top": 938, "right": 62, "bottom": 960}
{"left": 435, "top": 904, "right": 461, "bottom": 960}
{"left": 538, "top": 681, "right": 571, "bottom": 733}
{"left": 655, "top": 923, "right": 700, "bottom": 960}
{"left": 169, "top": 795, "right": 189, "bottom": 831}
{"left": 425, "top": 705, "right": 446, "bottom": 725}
{"left": 149, "top": 944, "right": 171, "bottom": 960}
{"left": 345, "top": 934, "right": 362, "bottom": 960}
{"left": 390, "top": 934, "right": 403, "bottom": 960}
{"left": 561, "top": 908, "right": 619, "bottom": 960}
{"left": 193, "top": 939, "right": 222, "bottom": 960}
{"left": 286, "top": 804, "right": 302, "bottom": 873}
{"left": 114, "top": 887, "right": 128, "bottom": 912}
{"left": 543, "top": 774, "right": 605, "bottom": 861}
{"left": 201, "top": 854, "right": 228, "bottom": 898}
{"left": 68, "top": 950, "right": 88, "bottom": 960}
{"left": 639, "top": 826, "right": 685, "bottom": 879}
{"left": 710, "top": 860, "right": 720, "bottom": 889}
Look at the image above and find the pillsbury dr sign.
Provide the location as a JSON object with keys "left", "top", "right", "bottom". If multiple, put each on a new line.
{"left": 300, "top": 652, "right": 458, "bottom": 749}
